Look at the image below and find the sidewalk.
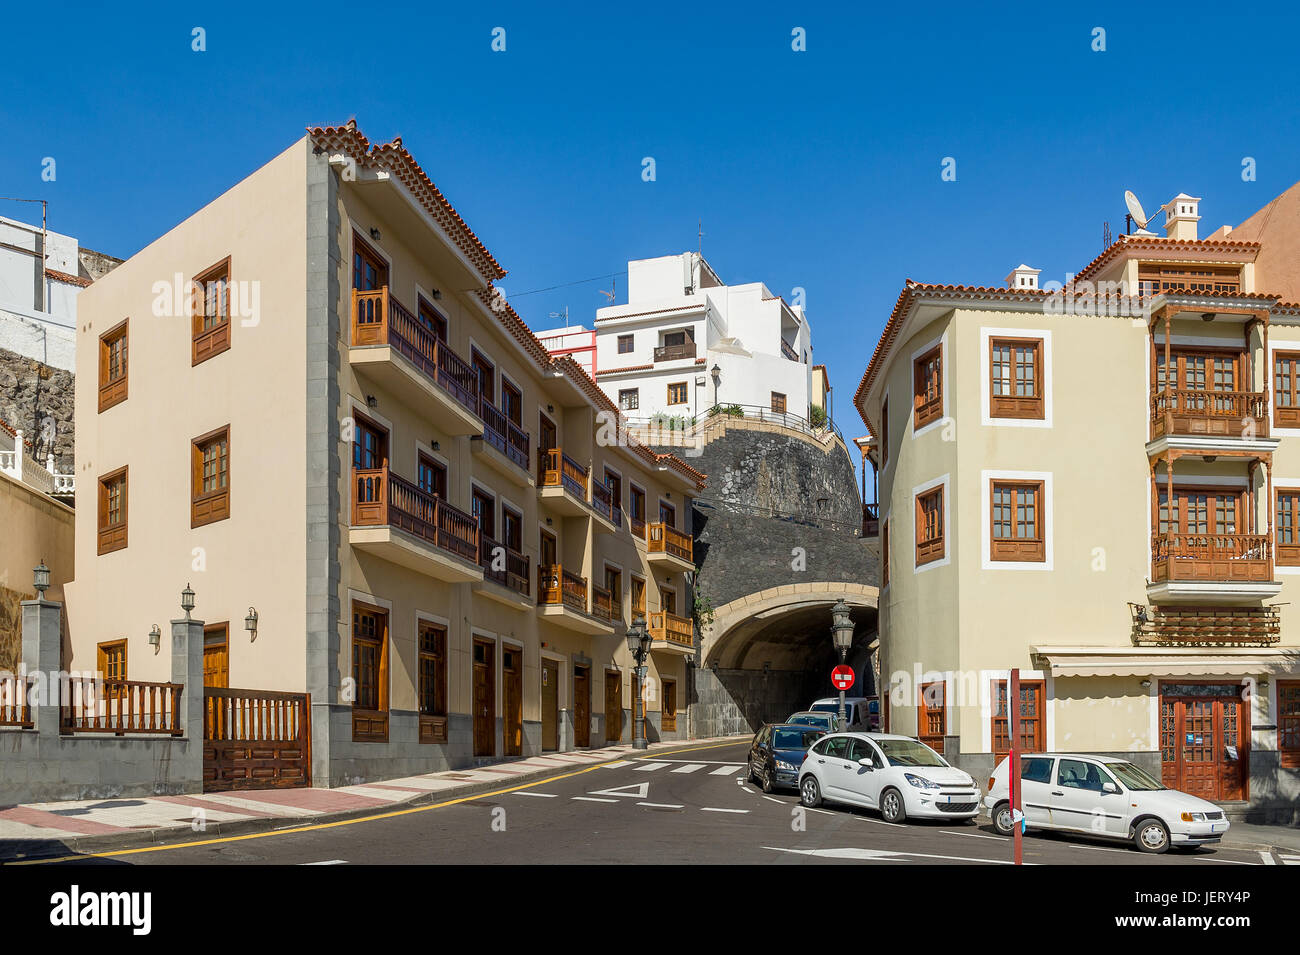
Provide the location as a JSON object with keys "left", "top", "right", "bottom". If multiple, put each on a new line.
{"left": 0, "top": 735, "right": 743, "bottom": 863}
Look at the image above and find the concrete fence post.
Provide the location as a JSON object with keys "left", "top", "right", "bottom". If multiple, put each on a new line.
{"left": 21, "top": 597, "right": 63, "bottom": 737}
{"left": 171, "top": 617, "right": 206, "bottom": 755}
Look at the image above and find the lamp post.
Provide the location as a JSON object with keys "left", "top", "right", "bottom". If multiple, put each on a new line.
{"left": 626, "top": 614, "right": 653, "bottom": 749}
{"left": 830, "top": 599, "right": 854, "bottom": 731}
{"left": 710, "top": 364, "right": 721, "bottom": 408}
{"left": 33, "top": 559, "right": 50, "bottom": 597}
{"left": 181, "top": 583, "right": 195, "bottom": 620}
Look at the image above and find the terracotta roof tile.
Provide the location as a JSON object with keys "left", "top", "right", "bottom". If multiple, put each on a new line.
{"left": 595, "top": 304, "right": 706, "bottom": 323}
{"left": 44, "top": 268, "right": 92, "bottom": 288}
{"left": 596, "top": 363, "right": 654, "bottom": 376}
{"left": 1072, "top": 236, "right": 1260, "bottom": 285}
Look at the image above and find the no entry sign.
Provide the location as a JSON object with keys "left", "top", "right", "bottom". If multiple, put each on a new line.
{"left": 831, "top": 665, "right": 855, "bottom": 691}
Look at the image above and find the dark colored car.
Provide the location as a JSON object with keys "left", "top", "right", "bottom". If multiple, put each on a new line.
{"left": 747, "top": 723, "right": 826, "bottom": 793}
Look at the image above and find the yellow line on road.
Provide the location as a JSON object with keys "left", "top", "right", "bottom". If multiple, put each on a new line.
{"left": 7, "top": 738, "right": 748, "bottom": 866}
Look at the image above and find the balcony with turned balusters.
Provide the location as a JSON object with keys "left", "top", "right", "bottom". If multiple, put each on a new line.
{"left": 535, "top": 563, "right": 616, "bottom": 635}
{"left": 648, "top": 611, "right": 695, "bottom": 655}
{"left": 473, "top": 534, "right": 533, "bottom": 611}
{"left": 473, "top": 395, "right": 533, "bottom": 488}
{"left": 537, "top": 447, "right": 593, "bottom": 517}
{"left": 350, "top": 287, "right": 484, "bottom": 436}
{"left": 647, "top": 522, "right": 694, "bottom": 572}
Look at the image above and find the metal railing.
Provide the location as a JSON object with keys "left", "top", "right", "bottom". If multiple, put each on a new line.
{"left": 480, "top": 397, "right": 531, "bottom": 471}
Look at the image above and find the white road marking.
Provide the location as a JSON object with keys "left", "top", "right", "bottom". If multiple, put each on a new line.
{"left": 634, "top": 762, "right": 669, "bottom": 772}
{"left": 514, "top": 791, "right": 558, "bottom": 798}
{"left": 637, "top": 802, "right": 684, "bottom": 809}
{"left": 858, "top": 816, "right": 905, "bottom": 828}
{"left": 806, "top": 807, "right": 834, "bottom": 815}
{"left": 710, "top": 765, "right": 743, "bottom": 776}
{"left": 701, "top": 807, "right": 749, "bottom": 814}
{"left": 671, "top": 764, "right": 706, "bottom": 774}
{"left": 639, "top": 759, "right": 747, "bottom": 765}
{"left": 941, "top": 829, "right": 1004, "bottom": 841}
{"left": 740, "top": 786, "right": 755, "bottom": 794}
{"left": 765, "top": 846, "right": 1024, "bottom": 865}
{"left": 1060, "top": 843, "right": 1130, "bottom": 854}
{"left": 1279, "top": 854, "right": 1300, "bottom": 865}
{"left": 572, "top": 796, "right": 618, "bottom": 803}
{"left": 301, "top": 860, "right": 348, "bottom": 865}
{"left": 762, "top": 796, "right": 784, "bottom": 804}
{"left": 589, "top": 782, "right": 650, "bottom": 799}
{"left": 1259, "top": 850, "right": 1277, "bottom": 865}
{"left": 602, "top": 760, "right": 633, "bottom": 769}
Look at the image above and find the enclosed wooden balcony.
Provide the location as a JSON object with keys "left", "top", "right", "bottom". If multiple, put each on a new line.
{"left": 647, "top": 522, "right": 694, "bottom": 571}
{"left": 350, "top": 288, "right": 482, "bottom": 436}
{"left": 474, "top": 534, "right": 531, "bottom": 609}
{"left": 473, "top": 397, "right": 532, "bottom": 485}
{"left": 1150, "top": 388, "right": 1269, "bottom": 441}
{"left": 653, "top": 342, "right": 697, "bottom": 362}
{"left": 536, "top": 563, "right": 613, "bottom": 634}
{"left": 537, "top": 448, "right": 591, "bottom": 516}
{"left": 1129, "top": 603, "right": 1281, "bottom": 646}
{"left": 350, "top": 466, "right": 483, "bottom": 583}
{"left": 649, "top": 611, "right": 695, "bottom": 654}
{"left": 1148, "top": 533, "right": 1279, "bottom": 602}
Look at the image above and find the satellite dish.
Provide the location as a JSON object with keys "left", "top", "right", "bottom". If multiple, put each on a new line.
{"left": 1124, "top": 190, "right": 1150, "bottom": 230}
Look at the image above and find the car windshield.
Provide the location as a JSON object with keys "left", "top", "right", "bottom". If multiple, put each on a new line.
{"left": 809, "top": 703, "right": 838, "bottom": 714}
{"left": 875, "top": 738, "right": 947, "bottom": 767}
{"left": 773, "top": 728, "right": 821, "bottom": 749}
{"left": 1108, "top": 761, "right": 1166, "bottom": 792}
{"left": 788, "top": 715, "right": 827, "bottom": 726}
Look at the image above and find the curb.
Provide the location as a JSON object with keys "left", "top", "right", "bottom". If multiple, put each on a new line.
{"left": 0, "top": 737, "right": 749, "bottom": 864}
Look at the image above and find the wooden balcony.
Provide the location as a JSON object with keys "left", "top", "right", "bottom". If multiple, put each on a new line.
{"left": 536, "top": 564, "right": 613, "bottom": 634}
{"left": 1148, "top": 533, "right": 1280, "bottom": 602}
{"left": 1129, "top": 603, "right": 1281, "bottom": 646}
{"left": 537, "top": 448, "right": 591, "bottom": 516}
{"left": 474, "top": 397, "right": 533, "bottom": 485}
{"left": 350, "top": 288, "right": 483, "bottom": 436}
{"left": 350, "top": 466, "right": 483, "bottom": 583}
{"left": 653, "top": 342, "right": 697, "bottom": 362}
{"left": 862, "top": 502, "right": 879, "bottom": 538}
{"left": 630, "top": 515, "right": 647, "bottom": 541}
{"left": 780, "top": 339, "right": 799, "bottom": 361}
{"left": 647, "top": 522, "right": 694, "bottom": 571}
{"left": 649, "top": 611, "right": 695, "bottom": 654}
{"left": 60, "top": 678, "right": 184, "bottom": 736}
{"left": 590, "top": 480, "right": 619, "bottom": 532}
{"left": 1150, "top": 388, "right": 1269, "bottom": 441}
{"left": 591, "top": 584, "right": 614, "bottom": 622}
{"left": 474, "top": 535, "right": 532, "bottom": 609}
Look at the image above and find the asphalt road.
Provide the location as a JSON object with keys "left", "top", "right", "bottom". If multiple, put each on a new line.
{"left": 49, "top": 740, "right": 1282, "bottom": 866}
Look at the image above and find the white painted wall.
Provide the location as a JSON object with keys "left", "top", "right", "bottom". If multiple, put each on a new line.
{"left": 0, "top": 215, "right": 83, "bottom": 371}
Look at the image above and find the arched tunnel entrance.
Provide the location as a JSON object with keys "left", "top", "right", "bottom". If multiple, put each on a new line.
{"left": 690, "top": 584, "right": 878, "bottom": 737}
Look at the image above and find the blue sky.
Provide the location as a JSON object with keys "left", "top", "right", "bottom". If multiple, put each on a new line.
{"left": 4, "top": 1, "right": 1300, "bottom": 439}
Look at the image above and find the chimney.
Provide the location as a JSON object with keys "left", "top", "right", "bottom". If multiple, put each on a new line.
{"left": 1004, "top": 264, "right": 1041, "bottom": 290}
{"left": 1161, "top": 194, "right": 1201, "bottom": 242}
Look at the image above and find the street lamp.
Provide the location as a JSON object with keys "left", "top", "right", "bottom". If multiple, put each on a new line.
{"left": 830, "top": 599, "right": 854, "bottom": 731}
{"left": 626, "top": 614, "right": 653, "bottom": 749}
{"left": 33, "top": 559, "right": 50, "bottom": 597}
{"left": 710, "top": 364, "right": 721, "bottom": 408}
{"left": 181, "top": 583, "right": 196, "bottom": 620}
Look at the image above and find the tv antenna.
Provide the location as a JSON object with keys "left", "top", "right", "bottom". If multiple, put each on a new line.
{"left": 1124, "top": 190, "right": 1156, "bottom": 236}
{"left": 598, "top": 277, "right": 616, "bottom": 304}
{"left": 548, "top": 306, "right": 570, "bottom": 328}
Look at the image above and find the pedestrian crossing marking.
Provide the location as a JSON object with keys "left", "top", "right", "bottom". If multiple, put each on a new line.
{"left": 671, "top": 763, "right": 706, "bottom": 774}
{"left": 634, "top": 762, "right": 669, "bottom": 772}
{"left": 709, "top": 765, "right": 742, "bottom": 776}
{"left": 602, "top": 760, "right": 633, "bottom": 769}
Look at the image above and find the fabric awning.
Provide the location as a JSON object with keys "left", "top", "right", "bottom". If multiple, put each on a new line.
{"left": 1030, "top": 645, "right": 1300, "bottom": 678}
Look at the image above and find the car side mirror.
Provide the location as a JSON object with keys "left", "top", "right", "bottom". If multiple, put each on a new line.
{"left": 1102, "top": 782, "right": 1119, "bottom": 794}
{"left": 857, "top": 758, "right": 874, "bottom": 770}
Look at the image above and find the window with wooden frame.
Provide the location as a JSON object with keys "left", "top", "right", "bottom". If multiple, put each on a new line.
{"left": 989, "top": 337, "right": 1043, "bottom": 419}
{"left": 97, "top": 466, "right": 128, "bottom": 555}
{"left": 1158, "top": 485, "right": 1244, "bottom": 536}
{"left": 662, "top": 678, "right": 677, "bottom": 732}
{"left": 417, "top": 296, "right": 448, "bottom": 343}
{"left": 918, "top": 681, "right": 945, "bottom": 750}
{"left": 98, "top": 319, "right": 129, "bottom": 412}
{"left": 191, "top": 426, "right": 231, "bottom": 527}
{"left": 471, "top": 486, "right": 496, "bottom": 540}
{"left": 659, "top": 500, "right": 676, "bottom": 528}
{"left": 471, "top": 348, "right": 495, "bottom": 405}
{"left": 667, "top": 381, "right": 688, "bottom": 405}
{"left": 617, "top": 334, "right": 634, "bottom": 354}
{"left": 502, "top": 505, "right": 523, "bottom": 553}
{"left": 418, "top": 621, "right": 448, "bottom": 743}
{"left": 1274, "top": 351, "right": 1300, "bottom": 429}
{"left": 604, "top": 469, "right": 622, "bottom": 509}
{"left": 351, "top": 601, "right": 389, "bottom": 742}
{"left": 501, "top": 378, "right": 523, "bottom": 427}
{"left": 351, "top": 232, "right": 388, "bottom": 291}
{"left": 660, "top": 585, "right": 677, "bottom": 615}
{"left": 539, "top": 529, "right": 557, "bottom": 568}
{"left": 604, "top": 566, "right": 623, "bottom": 621}
{"left": 771, "top": 392, "right": 787, "bottom": 414}
{"left": 1156, "top": 347, "right": 1243, "bottom": 399}
{"left": 912, "top": 345, "right": 942, "bottom": 428}
{"left": 1138, "top": 264, "right": 1241, "bottom": 297}
{"left": 631, "top": 575, "right": 646, "bottom": 615}
{"left": 203, "top": 624, "right": 229, "bottom": 688}
{"left": 881, "top": 519, "right": 889, "bottom": 587}
{"left": 915, "top": 486, "right": 944, "bottom": 566}
{"left": 1278, "top": 681, "right": 1300, "bottom": 769}
{"left": 619, "top": 388, "right": 639, "bottom": 411}
{"left": 991, "top": 679, "right": 1045, "bottom": 756}
{"left": 990, "top": 480, "right": 1045, "bottom": 562}
{"left": 417, "top": 453, "right": 447, "bottom": 498}
{"left": 1277, "top": 490, "right": 1300, "bottom": 566}
{"left": 97, "top": 639, "right": 127, "bottom": 683}
{"left": 192, "top": 256, "right": 232, "bottom": 365}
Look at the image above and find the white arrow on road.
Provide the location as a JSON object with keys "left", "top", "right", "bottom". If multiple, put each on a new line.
{"left": 764, "top": 846, "right": 1025, "bottom": 865}
{"left": 588, "top": 781, "right": 650, "bottom": 799}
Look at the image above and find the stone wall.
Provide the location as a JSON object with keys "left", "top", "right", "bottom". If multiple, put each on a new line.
{"left": 0, "top": 345, "right": 74, "bottom": 469}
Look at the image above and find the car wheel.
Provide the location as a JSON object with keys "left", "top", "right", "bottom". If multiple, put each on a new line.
{"left": 761, "top": 767, "right": 775, "bottom": 794}
{"left": 880, "top": 787, "right": 907, "bottom": 824}
{"left": 800, "top": 775, "right": 822, "bottom": 808}
{"left": 1134, "top": 818, "right": 1170, "bottom": 854}
{"left": 992, "top": 802, "right": 1014, "bottom": 837}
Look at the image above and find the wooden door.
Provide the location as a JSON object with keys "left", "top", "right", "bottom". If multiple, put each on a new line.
{"left": 352, "top": 416, "right": 389, "bottom": 470}
{"left": 541, "top": 659, "right": 560, "bottom": 751}
{"left": 573, "top": 665, "right": 591, "bottom": 748}
{"left": 539, "top": 413, "right": 557, "bottom": 453}
{"left": 605, "top": 671, "right": 623, "bottom": 742}
{"left": 662, "top": 679, "right": 677, "bottom": 732}
{"left": 540, "top": 530, "right": 557, "bottom": 567}
{"left": 473, "top": 639, "right": 495, "bottom": 757}
{"left": 919, "top": 681, "right": 945, "bottom": 752}
{"left": 471, "top": 349, "right": 495, "bottom": 404}
{"left": 203, "top": 624, "right": 229, "bottom": 688}
{"left": 661, "top": 587, "right": 677, "bottom": 615}
{"left": 502, "top": 645, "right": 522, "bottom": 757}
{"left": 1160, "top": 688, "right": 1247, "bottom": 801}
{"left": 352, "top": 233, "right": 388, "bottom": 291}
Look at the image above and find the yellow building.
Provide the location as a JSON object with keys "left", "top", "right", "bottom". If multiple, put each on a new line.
{"left": 65, "top": 121, "right": 705, "bottom": 787}
{"left": 855, "top": 190, "right": 1300, "bottom": 815}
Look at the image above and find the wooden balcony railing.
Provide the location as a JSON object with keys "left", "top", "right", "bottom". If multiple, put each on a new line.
{"left": 612, "top": 503, "right": 624, "bottom": 528}
{"left": 0, "top": 673, "right": 34, "bottom": 728}
{"left": 650, "top": 611, "right": 694, "bottom": 649}
{"left": 480, "top": 398, "right": 531, "bottom": 471}
{"left": 1150, "top": 388, "right": 1269, "bottom": 439}
{"left": 481, "top": 535, "right": 530, "bottom": 597}
{"left": 862, "top": 502, "right": 879, "bottom": 538}
{"left": 353, "top": 466, "right": 480, "bottom": 564}
{"left": 538, "top": 564, "right": 589, "bottom": 615}
{"left": 1151, "top": 533, "right": 1273, "bottom": 583}
{"left": 780, "top": 339, "right": 799, "bottom": 362}
{"left": 591, "top": 480, "right": 614, "bottom": 523}
{"left": 648, "top": 522, "right": 693, "bottom": 561}
{"left": 60, "top": 678, "right": 184, "bottom": 735}
{"left": 591, "top": 584, "right": 613, "bottom": 621}
{"left": 653, "top": 342, "right": 697, "bottom": 362}
{"left": 1129, "top": 603, "right": 1281, "bottom": 645}
{"left": 630, "top": 515, "right": 647, "bottom": 540}
{"left": 352, "top": 288, "right": 480, "bottom": 416}
{"left": 538, "top": 448, "right": 589, "bottom": 499}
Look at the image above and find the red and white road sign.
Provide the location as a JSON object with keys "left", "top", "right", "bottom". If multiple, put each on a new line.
{"left": 831, "top": 665, "right": 855, "bottom": 691}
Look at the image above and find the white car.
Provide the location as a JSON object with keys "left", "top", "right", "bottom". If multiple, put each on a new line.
{"left": 798, "top": 732, "right": 981, "bottom": 823}
{"left": 984, "top": 753, "right": 1230, "bottom": 854}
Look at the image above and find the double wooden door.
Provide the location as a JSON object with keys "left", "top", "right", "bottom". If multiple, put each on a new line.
{"left": 573, "top": 665, "right": 591, "bottom": 747}
{"left": 1160, "top": 686, "right": 1247, "bottom": 801}
{"left": 472, "top": 639, "right": 495, "bottom": 757}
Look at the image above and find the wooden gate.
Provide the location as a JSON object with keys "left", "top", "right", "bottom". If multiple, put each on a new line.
{"left": 204, "top": 688, "right": 311, "bottom": 791}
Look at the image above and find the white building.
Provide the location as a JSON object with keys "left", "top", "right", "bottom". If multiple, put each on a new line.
{"left": 536, "top": 252, "right": 817, "bottom": 426}
{"left": 0, "top": 212, "right": 119, "bottom": 371}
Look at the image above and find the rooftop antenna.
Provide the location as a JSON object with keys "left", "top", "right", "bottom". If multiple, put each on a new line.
{"left": 598, "top": 277, "right": 616, "bottom": 304}
{"left": 698, "top": 219, "right": 705, "bottom": 256}
{"left": 548, "top": 306, "right": 570, "bottom": 328}
{"left": 1103, "top": 220, "right": 1112, "bottom": 250}
{"left": 1124, "top": 190, "right": 1156, "bottom": 236}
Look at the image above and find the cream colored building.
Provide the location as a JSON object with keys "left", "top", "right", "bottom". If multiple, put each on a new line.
{"left": 66, "top": 121, "right": 706, "bottom": 787}
{"left": 855, "top": 190, "right": 1300, "bottom": 815}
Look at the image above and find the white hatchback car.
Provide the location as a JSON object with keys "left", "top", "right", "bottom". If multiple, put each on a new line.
{"left": 984, "top": 753, "right": 1230, "bottom": 853}
{"left": 798, "top": 732, "right": 981, "bottom": 823}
